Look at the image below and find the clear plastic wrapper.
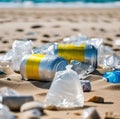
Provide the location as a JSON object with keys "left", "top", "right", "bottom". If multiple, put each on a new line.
{"left": 63, "top": 34, "right": 103, "bottom": 49}
{"left": 98, "top": 45, "right": 114, "bottom": 68}
{"left": 70, "top": 60, "right": 94, "bottom": 77}
{"left": 0, "top": 104, "right": 15, "bottom": 119}
{"left": 12, "top": 40, "right": 33, "bottom": 71}
{"left": 33, "top": 43, "right": 53, "bottom": 54}
{"left": 102, "top": 53, "right": 120, "bottom": 69}
{"left": 44, "top": 65, "right": 84, "bottom": 109}
{"left": 0, "top": 87, "right": 19, "bottom": 96}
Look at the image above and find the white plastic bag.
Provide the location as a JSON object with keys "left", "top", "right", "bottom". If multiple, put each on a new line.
{"left": 12, "top": 40, "right": 33, "bottom": 71}
{"left": 44, "top": 65, "right": 84, "bottom": 109}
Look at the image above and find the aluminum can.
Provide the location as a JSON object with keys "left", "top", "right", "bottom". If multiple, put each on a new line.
{"left": 20, "top": 54, "right": 68, "bottom": 81}
{"left": 80, "top": 80, "right": 91, "bottom": 92}
{"left": 53, "top": 44, "right": 98, "bottom": 68}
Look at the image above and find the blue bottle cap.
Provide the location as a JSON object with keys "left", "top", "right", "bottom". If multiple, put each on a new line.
{"left": 103, "top": 70, "right": 120, "bottom": 84}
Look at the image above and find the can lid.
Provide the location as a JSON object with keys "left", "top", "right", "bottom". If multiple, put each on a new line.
{"left": 53, "top": 57, "right": 68, "bottom": 71}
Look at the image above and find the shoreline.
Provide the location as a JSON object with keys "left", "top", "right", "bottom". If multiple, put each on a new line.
{"left": 0, "top": 2, "right": 120, "bottom": 8}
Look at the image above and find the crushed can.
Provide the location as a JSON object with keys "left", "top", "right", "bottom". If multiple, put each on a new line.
{"left": 80, "top": 80, "right": 91, "bottom": 92}
{"left": 20, "top": 54, "right": 68, "bottom": 81}
{"left": 53, "top": 44, "right": 98, "bottom": 68}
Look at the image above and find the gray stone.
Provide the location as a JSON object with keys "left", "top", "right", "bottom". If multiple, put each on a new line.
{"left": 22, "top": 109, "right": 41, "bottom": 119}
{"left": 1, "top": 96, "right": 34, "bottom": 110}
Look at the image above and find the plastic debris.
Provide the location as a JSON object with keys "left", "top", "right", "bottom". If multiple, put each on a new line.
{"left": 44, "top": 65, "right": 84, "bottom": 109}
{"left": 98, "top": 45, "right": 114, "bottom": 68}
{"left": 70, "top": 60, "right": 94, "bottom": 76}
{"left": 88, "top": 96, "right": 104, "bottom": 103}
{"left": 0, "top": 87, "right": 19, "bottom": 96}
{"left": 102, "top": 54, "right": 120, "bottom": 69}
{"left": 82, "top": 107, "right": 100, "bottom": 119}
{"left": 63, "top": 34, "right": 103, "bottom": 50}
{"left": 33, "top": 43, "right": 53, "bottom": 54}
{"left": 0, "top": 103, "right": 15, "bottom": 119}
{"left": 103, "top": 70, "right": 120, "bottom": 84}
{"left": 12, "top": 40, "right": 33, "bottom": 71}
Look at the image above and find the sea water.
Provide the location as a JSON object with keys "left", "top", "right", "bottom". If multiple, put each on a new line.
{"left": 0, "top": 0, "right": 120, "bottom": 8}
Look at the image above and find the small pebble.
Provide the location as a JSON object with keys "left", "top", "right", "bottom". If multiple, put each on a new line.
{"left": 82, "top": 107, "right": 100, "bottom": 119}
{"left": 31, "top": 25, "right": 43, "bottom": 29}
{"left": 16, "top": 29, "right": 24, "bottom": 32}
{"left": 74, "top": 112, "right": 81, "bottom": 116}
{"left": 45, "top": 105, "right": 58, "bottom": 111}
{"left": 20, "top": 101, "right": 44, "bottom": 113}
{"left": 88, "top": 96, "right": 104, "bottom": 103}
{"left": 6, "top": 78, "right": 11, "bottom": 81}
{"left": 26, "top": 32, "right": 36, "bottom": 35}
{"left": 43, "top": 34, "right": 50, "bottom": 38}
{"left": 22, "top": 109, "right": 41, "bottom": 119}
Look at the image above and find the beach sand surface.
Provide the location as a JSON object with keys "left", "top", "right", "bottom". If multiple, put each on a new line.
{"left": 0, "top": 8, "right": 120, "bottom": 119}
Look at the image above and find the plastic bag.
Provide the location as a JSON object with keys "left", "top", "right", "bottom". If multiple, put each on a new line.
{"left": 0, "top": 87, "right": 19, "bottom": 96}
{"left": 44, "top": 65, "right": 84, "bottom": 109}
{"left": 0, "top": 104, "right": 15, "bottom": 119}
{"left": 12, "top": 40, "right": 33, "bottom": 71}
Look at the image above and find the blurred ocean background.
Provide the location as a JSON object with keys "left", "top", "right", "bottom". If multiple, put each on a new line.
{"left": 0, "top": 0, "right": 120, "bottom": 7}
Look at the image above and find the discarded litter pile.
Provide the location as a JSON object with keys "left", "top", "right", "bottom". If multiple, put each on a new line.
{"left": 0, "top": 34, "right": 120, "bottom": 119}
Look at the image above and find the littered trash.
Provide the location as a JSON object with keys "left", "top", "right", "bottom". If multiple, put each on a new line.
{"left": 98, "top": 45, "right": 114, "bottom": 68}
{"left": 0, "top": 87, "right": 34, "bottom": 110}
{"left": 12, "top": 40, "right": 33, "bottom": 71}
{"left": 102, "top": 54, "right": 120, "bottom": 69}
{"left": 70, "top": 60, "right": 94, "bottom": 76}
{"left": 0, "top": 103, "right": 15, "bottom": 119}
{"left": 82, "top": 107, "right": 101, "bottom": 119}
{"left": 44, "top": 65, "right": 84, "bottom": 109}
{"left": 103, "top": 70, "right": 120, "bottom": 84}
{"left": 0, "top": 87, "right": 19, "bottom": 96}
{"left": 1, "top": 96, "right": 34, "bottom": 110}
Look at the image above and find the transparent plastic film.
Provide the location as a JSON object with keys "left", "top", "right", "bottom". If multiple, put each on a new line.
{"left": 26, "top": 54, "right": 45, "bottom": 80}
{"left": 58, "top": 44, "right": 85, "bottom": 62}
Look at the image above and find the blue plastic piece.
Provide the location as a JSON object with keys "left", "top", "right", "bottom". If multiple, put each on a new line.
{"left": 103, "top": 70, "right": 120, "bottom": 84}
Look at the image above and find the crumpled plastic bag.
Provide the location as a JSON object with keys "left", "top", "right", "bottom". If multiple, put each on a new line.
{"left": 0, "top": 87, "right": 19, "bottom": 96}
{"left": 0, "top": 104, "right": 15, "bottom": 119}
{"left": 12, "top": 40, "right": 33, "bottom": 71}
{"left": 44, "top": 65, "right": 84, "bottom": 109}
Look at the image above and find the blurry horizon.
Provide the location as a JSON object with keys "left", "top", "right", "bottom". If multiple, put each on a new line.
{"left": 0, "top": 0, "right": 120, "bottom": 3}
{"left": 0, "top": 0, "right": 120, "bottom": 8}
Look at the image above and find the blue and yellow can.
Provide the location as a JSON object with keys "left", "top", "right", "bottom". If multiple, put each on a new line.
{"left": 53, "top": 44, "right": 98, "bottom": 68}
{"left": 20, "top": 54, "right": 68, "bottom": 81}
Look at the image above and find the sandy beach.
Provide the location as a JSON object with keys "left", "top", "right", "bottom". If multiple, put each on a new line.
{"left": 0, "top": 8, "right": 120, "bottom": 119}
